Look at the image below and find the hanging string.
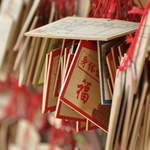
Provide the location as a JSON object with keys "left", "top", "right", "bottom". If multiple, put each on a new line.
{"left": 119, "top": 1, "right": 150, "bottom": 71}
{"left": 93, "top": 0, "right": 103, "bottom": 17}
{"left": 137, "top": 0, "right": 144, "bottom": 9}
{"left": 92, "top": 0, "right": 143, "bottom": 20}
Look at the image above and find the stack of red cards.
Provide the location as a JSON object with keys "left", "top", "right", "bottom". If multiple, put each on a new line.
{"left": 24, "top": 16, "right": 139, "bottom": 132}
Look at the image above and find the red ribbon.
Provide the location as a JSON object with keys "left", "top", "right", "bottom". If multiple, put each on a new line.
{"left": 92, "top": 0, "right": 143, "bottom": 20}
{"left": 128, "top": 6, "right": 144, "bottom": 15}
{"left": 119, "top": 1, "right": 150, "bottom": 71}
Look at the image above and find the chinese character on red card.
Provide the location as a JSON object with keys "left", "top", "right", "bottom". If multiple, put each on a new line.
{"left": 55, "top": 53, "right": 85, "bottom": 121}
{"left": 59, "top": 41, "right": 111, "bottom": 132}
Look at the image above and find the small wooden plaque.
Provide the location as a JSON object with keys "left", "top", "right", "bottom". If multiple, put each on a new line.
{"left": 25, "top": 17, "right": 139, "bottom": 41}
